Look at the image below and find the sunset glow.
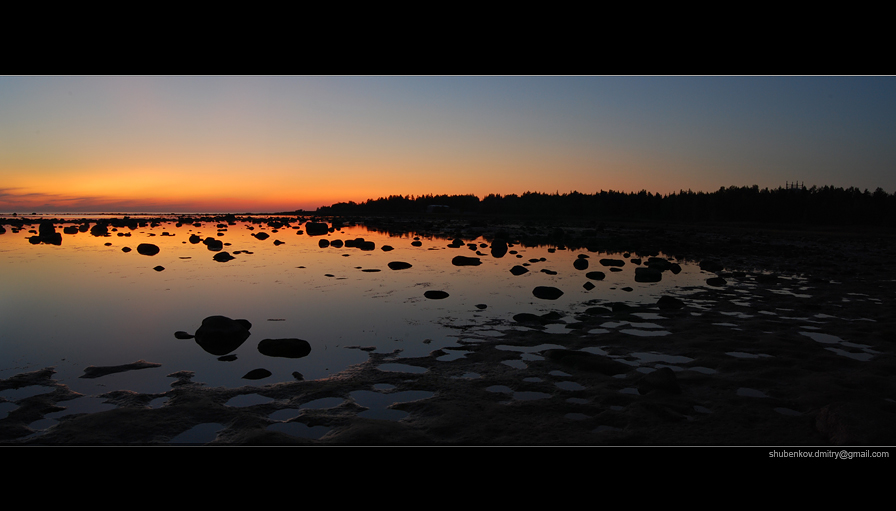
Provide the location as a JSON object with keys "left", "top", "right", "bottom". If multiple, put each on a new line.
{"left": 3, "top": 75, "right": 895, "bottom": 213}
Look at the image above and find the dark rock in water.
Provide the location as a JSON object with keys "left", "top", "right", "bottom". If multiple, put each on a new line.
{"left": 634, "top": 267, "right": 663, "bottom": 283}
{"left": 258, "top": 338, "right": 312, "bottom": 359}
{"left": 80, "top": 359, "right": 162, "bottom": 379}
{"left": 510, "top": 265, "right": 528, "bottom": 276}
{"left": 381, "top": 245, "right": 394, "bottom": 251}
{"left": 242, "top": 368, "right": 271, "bottom": 380}
{"left": 330, "top": 239, "right": 344, "bottom": 248}
{"left": 388, "top": 261, "right": 413, "bottom": 270}
{"left": 540, "top": 269, "right": 558, "bottom": 275}
{"left": 424, "top": 290, "right": 449, "bottom": 299}
{"left": 292, "top": 371, "right": 304, "bottom": 381}
{"left": 63, "top": 225, "right": 78, "bottom": 235}
{"left": 542, "top": 349, "right": 630, "bottom": 376}
{"left": 174, "top": 331, "right": 194, "bottom": 339}
{"left": 213, "top": 251, "right": 235, "bottom": 262}
{"left": 411, "top": 240, "right": 423, "bottom": 247}
{"left": 273, "top": 240, "right": 285, "bottom": 246}
{"left": 193, "top": 316, "right": 252, "bottom": 356}
{"left": 121, "top": 246, "right": 132, "bottom": 253}
{"left": 636, "top": 367, "right": 680, "bottom": 394}
{"left": 490, "top": 239, "right": 508, "bottom": 258}
{"left": 669, "top": 263, "right": 682, "bottom": 274}
{"left": 29, "top": 221, "right": 62, "bottom": 245}
{"left": 452, "top": 255, "right": 482, "bottom": 266}
{"left": 153, "top": 265, "right": 165, "bottom": 272}
{"left": 700, "top": 260, "right": 724, "bottom": 273}
{"left": 706, "top": 277, "right": 727, "bottom": 287}
{"left": 253, "top": 232, "right": 270, "bottom": 241}
{"left": 358, "top": 240, "right": 375, "bottom": 251}
{"left": 533, "top": 286, "right": 563, "bottom": 300}
{"left": 609, "top": 302, "right": 632, "bottom": 312}
{"left": 189, "top": 234, "right": 201, "bottom": 244}
{"left": 573, "top": 258, "right": 589, "bottom": 270}
{"left": 203, "top": 237, "right": 223, "bottom": 251}
{"left": 305, "top": 222, "right": 329, "bottom": 236}
{"left": 600, "top": 258, "right": 625, "bottom": 267}
{"left": 319, "top": 239, "right": 330, "bottom": 248}
{"left": 448, "top": 238, "right": 465, "bottom": 248}
{"left": 90, "top": 223, "right": 109, "bottom": 237}
{"left": 137, "top": 243, "right": 160, "bottom": 256}
{"left": 514, "top": 311, "right": 563, "bottom": 326}
{"left": 583, "top": 281, "right": 595, "bottom": 290}
{"left": 646, "top": 257, "right": 673, "bottom": 271}
{"left": 657, "top": 295, "right": 685, "bottom": 310}
{"left": 585, "top": 271, "right": 606, "bottom": 280}
{"left": 475, "top": 304, "right": 487, "bottom": 309}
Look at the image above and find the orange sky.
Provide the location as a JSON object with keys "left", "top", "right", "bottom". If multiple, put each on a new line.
{"left": 2, "top": 76, "right": 895, "bottom": 213}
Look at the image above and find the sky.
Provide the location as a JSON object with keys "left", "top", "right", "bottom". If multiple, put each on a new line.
{"left": 1, "top": 75, "right": 894, "bottom": 213}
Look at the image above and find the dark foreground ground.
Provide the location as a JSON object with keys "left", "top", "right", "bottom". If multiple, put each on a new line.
{"left": 2, "top": 218, "right": 895, "bottom": 446}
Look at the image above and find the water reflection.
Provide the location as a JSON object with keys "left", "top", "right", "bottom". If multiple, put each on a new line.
{"left": 0, "top": 214, "right": 712, "bottom": 396}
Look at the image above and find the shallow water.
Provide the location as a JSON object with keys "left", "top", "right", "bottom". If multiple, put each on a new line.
{"left": 1, "top": 216, "right": 712, "bottom": 403}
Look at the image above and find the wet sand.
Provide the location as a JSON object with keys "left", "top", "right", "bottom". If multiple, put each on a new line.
{"left": 2, "top": 219, "right": 895, "bottom": 445}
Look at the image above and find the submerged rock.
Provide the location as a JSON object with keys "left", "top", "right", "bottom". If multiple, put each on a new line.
{"left": 258, "top": 338, "right": 312, "bottom": 359}
{"left": 424, "top": 290, "right": 449, "bottom": 299}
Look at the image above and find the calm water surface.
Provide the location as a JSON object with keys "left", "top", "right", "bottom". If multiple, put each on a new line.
{"left": 0, "top": 216, "right": 708, "bottom": 401}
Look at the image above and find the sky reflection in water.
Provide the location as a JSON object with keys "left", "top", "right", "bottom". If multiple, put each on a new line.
{"left": 0, "top": 216, "right": 709, "bottom": 397}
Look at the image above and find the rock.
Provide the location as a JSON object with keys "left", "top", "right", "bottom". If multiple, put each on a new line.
{"left": 189, "top": 234, "right": 202, "bottom": 244}
{"left": 657, "top": 295, "right": 685, "bottom": 310}
{"left": 583, "top": 281, "right": 595, "bottom": 290}
{"left": 319, "top": 239, "right": 330, "bottom": 248}
{"left": 80, "top": 360, "right": 162, "bottom": 379}
{"left": 174, "top": 331, "right": 194, "bottom": 339}
{"left": 573, "top": 258, "right": 589, "bottom": 270}
{"left": 90, "top": 223, "right": 109, "bottom": 237}
{"left": 388, "top": 261, "right": 413, "bottom": 270}
{"left": 242, "top": 368, "right": 272, "bottom": 380}
{"left": 542, "top": 349, "right": 630, "bottom": 375}
{"left": 452, "top": 255, "right": 482, "bottom": 266}
{"left": 636, "top": 367, "right": 681, "bottom": 394}
{"left": 330, "top": 239, "right": 344, "bottom": 248}
{"left": 253, "top": 232, "right": 270, "bottom": 241}
{"left": 381, "top": 245, "right": 394, "bottom": 252}
{"left": 510, "top": 265, "right": 529, "bottom": 276}
{"left": 533, "top": 286, "right": 563, "bottom": 300}
{"left": 258, "top": 338, "right": 312, "bottom": 359}
{"left": 193, "top": 316, "right": 252, "bottom": 356}
{"left": 424, "top": 290, "right": 449, "bottom": 299}
{"left": 213, "top": 251, "right": 235, "bottom": 262}
{"left": 153, "top": 265, "right": 165, "bottom": 272}
{"left": 305, "top": 222, "right": 329, "bottom": 236}
{"left": 490, "top": 239, "right": 508, "bottom": 258}
{"left": 706, "top": 277, "right": 727, "bottom": 287}
{"left": 700, "top": 260, "right": 724, "bottom": 273}
{"left": 475, "top": 304, "right": 487, "bottom": 309}
{"left": 137, "top": 243, "right": 160, "bottom": 256}
{"left": 121, "top": 247, "right": 132, "bottom": 253}
{"left": 600, "top": 258, "right": 625, "bottom": 267}
{"left": 634, "top": 267, "right": 663, "bottom": 282}
{"left": 585, "top": 271, "right": 606, "bottom": 280}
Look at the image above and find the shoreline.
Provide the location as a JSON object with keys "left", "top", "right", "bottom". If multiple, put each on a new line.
{"left": 2, "top": 219, "right": 895, "bottom": 446}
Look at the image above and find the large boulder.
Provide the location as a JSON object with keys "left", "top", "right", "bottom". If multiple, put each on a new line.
{"left": 193, "top": 316, "right": 252, "bottom": 356}
{"left": 137, "top": 243, "right": 160, "bottom": 256}
{"left": 305, "top": 222, "right": 329, "bottom": 236}
{"left": 533, "top": 286, "right": 564, "bottom": 300}
{"left": 258, "top": 338, "right": 311, "bottom": 359}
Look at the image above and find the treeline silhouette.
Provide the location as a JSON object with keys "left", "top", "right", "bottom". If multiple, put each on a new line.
{"left": 315, "top": 185, "right": 896, "bottom": 227}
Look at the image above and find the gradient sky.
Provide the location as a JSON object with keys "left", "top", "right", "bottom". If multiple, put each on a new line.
{"left": 2, "top": 75, "right": 894, "bottom": 213}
